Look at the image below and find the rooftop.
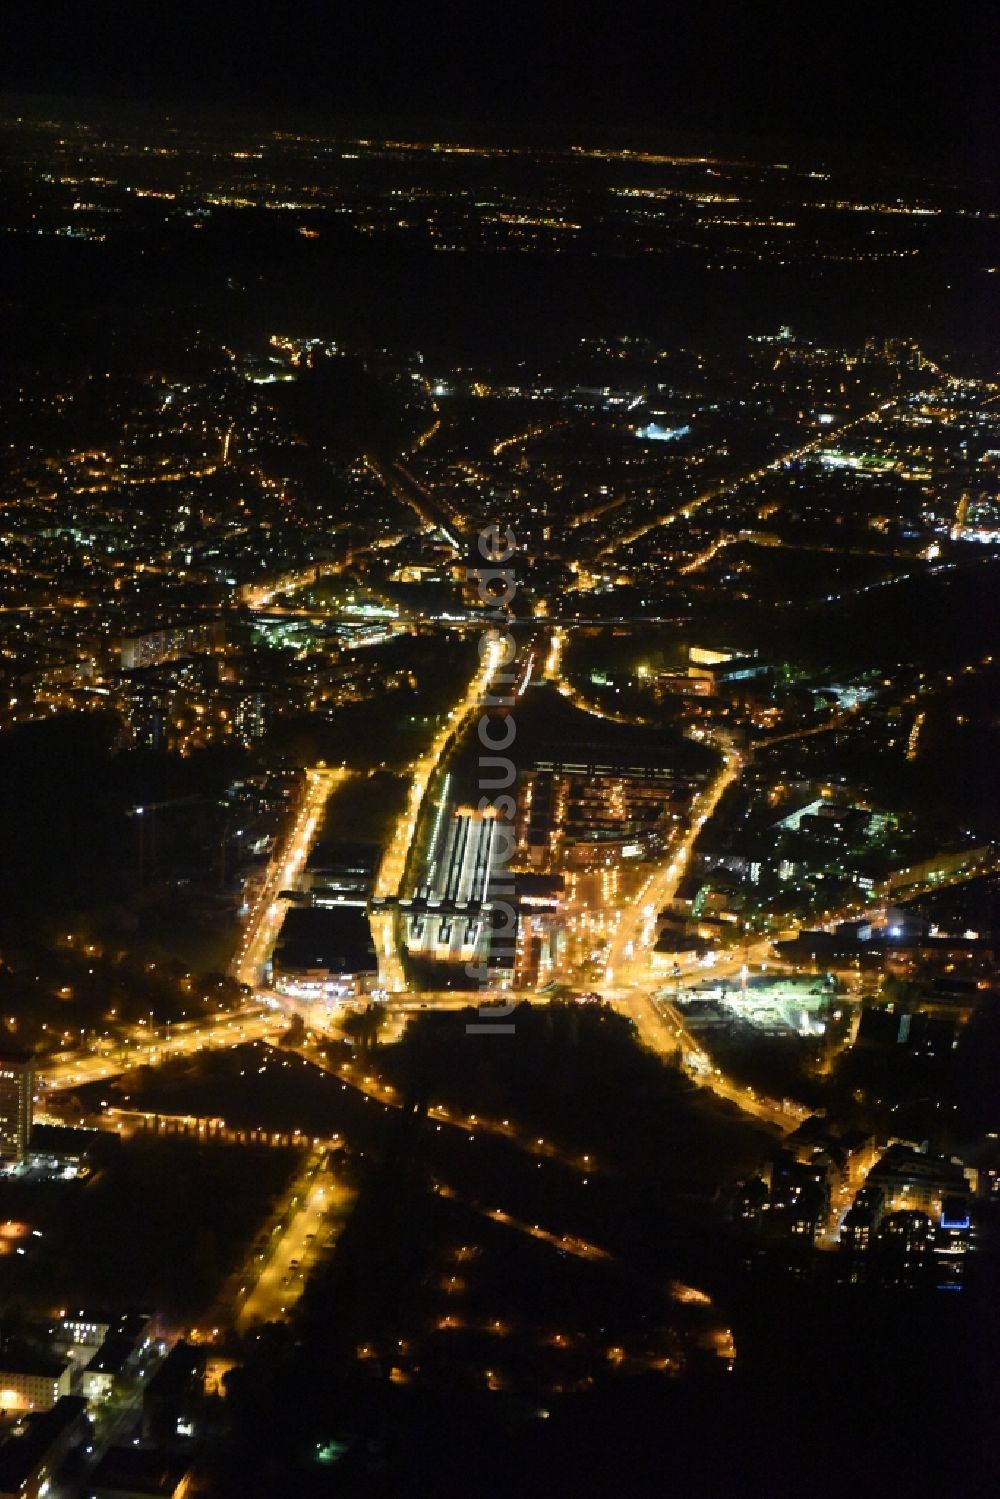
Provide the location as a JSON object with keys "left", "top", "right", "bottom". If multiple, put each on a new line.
{"left": 0, "top": 1396, "right": 87, "bottom": 1493}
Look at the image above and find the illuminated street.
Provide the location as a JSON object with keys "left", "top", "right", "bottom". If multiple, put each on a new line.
{"left": 0, "top": 38, "right": 994, "bottom": 1493}
{"left": 234, "top": 765, "right": 349, "bottom": 989}
{"left": 235, "top": 1154, "right": 356, "bottom": 1330}
{"left": 39, "top": 1011, "right": 281, "bottom": 1093}
{"left": 589, "top": 734, "right": 805, "bottom": 1128}
{"left": 371, "top": 630, "right": 508, "bottom": 990}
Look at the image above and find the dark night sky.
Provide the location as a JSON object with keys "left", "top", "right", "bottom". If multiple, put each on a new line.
{"left": 1, "top": 1, "right": 997, "bottom": 167}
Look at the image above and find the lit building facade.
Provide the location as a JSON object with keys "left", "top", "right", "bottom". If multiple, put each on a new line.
{"left": 0, "top": 1054, "right": 34, "bottom": 1164}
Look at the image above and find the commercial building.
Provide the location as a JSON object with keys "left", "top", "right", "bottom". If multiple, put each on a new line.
{"left": 687, "top": 650, "right": 770, "bottom": 694}
{"left": 141, "top": 1341, "right": 202, "bottom": 1446}
{"left": 866, "top": 1143, "right": 973, "bottom": 1218}
{"left": 78, "top": 1315, "right": 156, "bottom": 1406}
{"left": 0, "top": 1395, "right": 89, "bottom": 1499}
{"left": 405, "top": 806, "right": 508, "bottom": 963}
{"left": 429, "top": 805, "right": 505, "bottom": 907}
{"left": 0, "top": 1357, "right": 73, "bottom": 1414}
{"left": 516, "top": 765, "right": 695, "bottom": 871}
{"left": 509, "top": 873, "right": 564, "bottom": 988}
{"left": 51, "top": 1312, "right": 112, "bottom": 1358}
{"left": 935, "top": 1197, "right": 972, "bottom": 1259}
{"left": 304, "top": 842, "right": 380, "bottom": 905}
{"left": 272, "top": 905, "right": 378, "bottom": 998}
